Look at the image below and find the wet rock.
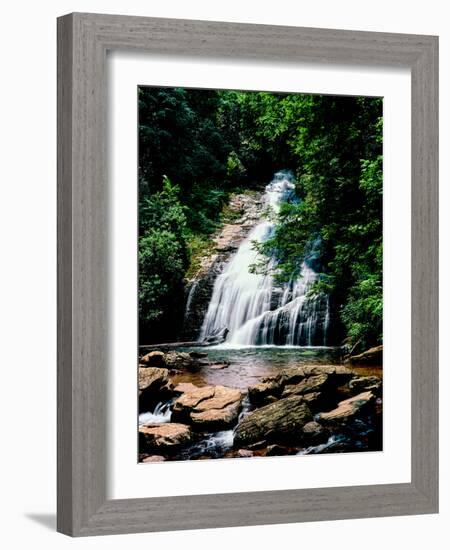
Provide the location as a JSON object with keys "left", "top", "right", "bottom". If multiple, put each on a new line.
{"left": 173, "top": 386, "right": 216, "bottom": 413}
{"left": 140, "top": 350, "right": 166, "bottom": 368}
{"left": 190, "top": 400, "right": 241, "bottom": 430}
{"left": 141, "top": 455, "right": 166, "bottom": 463}
{"left": 248, "top": 377, "right": 283, "bottom": 406}
{"left": 139, "top": 367, "right": 172, "bottom": 410}
{"left": 273, "top": 364, "right": 351, "bottom": 386}
{"left": 318, "top": 391, "right": 375, "bottom": 424}
{"left": 348, "top": 345, "right": 383, "bottom": 365}
{"left": 234, "top": 396, "right": 313, "bottom": 447}
{"left": 266, "top": 444, "right": 291, "bottom": 456}
{"left": 164, "top": 351, "right": 196, "bottom": 370}
{"left": 299, "top": 391, "right": 327, "bottom": 412}
{"left": 281, "top": 373, "right": 330, "bottom": 397}
{"left": 278, "top": 366, "right": 308, "bottom": 386}
{"left": 298, "top": 365, "right": 353, "bottom": 380}
{"left": 173, "top": 382, "right": 200, "bottom": 395}
{"left": 172, "top": 385, "right": 242, "bottom": 430}
{"left": 236, "top": 449, "right": 254, "bottom": 458}
{"left": 249, "top": 366, "right": 353, "bottom": 409}
{"left": 139, "top": 423, "right": 192, "bottom": 453}
{"left": 215, "top": 225, "right": 245, "bottom": 252}
{"left": 139, "top": 367, "right": 170, "bottom": 392}
{"left": 349, "top": 376, "right": 382, "bottom": 395}
{"left": 301, "top": 421, "right": 329, "bottom": 445}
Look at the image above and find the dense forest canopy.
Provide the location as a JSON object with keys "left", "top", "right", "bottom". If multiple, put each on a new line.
{"left": 138, "top": 87, "right": 382, "bottom": 349}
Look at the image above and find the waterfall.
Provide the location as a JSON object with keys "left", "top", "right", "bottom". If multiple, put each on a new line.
{"left": 184, "top": 281, "right": 198, "bottom": 323}
{"left": 199, "top": 171, "right": 330, "bottom": 347}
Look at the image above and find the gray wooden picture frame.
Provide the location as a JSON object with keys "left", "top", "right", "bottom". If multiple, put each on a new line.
{"left": 57, "top": 12, "right": 439, "bottom": 537}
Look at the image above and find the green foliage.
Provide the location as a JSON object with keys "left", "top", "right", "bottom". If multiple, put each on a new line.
{"left": 139, "top": 229, "right": 187, "bottom": 322}
{"left": 341, "top": 274, "right": 383, "bottom": 346}
{"left": 138, "top": 178, "right": 188, "bottom": 340}
{"left": 226, "top": 151, "right": 246, "bottom": 180}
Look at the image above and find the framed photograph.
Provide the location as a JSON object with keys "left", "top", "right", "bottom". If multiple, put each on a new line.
{"left": 57, "top": 13, "right": 438, "bottom": 536}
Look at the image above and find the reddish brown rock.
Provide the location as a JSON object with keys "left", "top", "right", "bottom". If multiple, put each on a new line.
{"left": 348, "top": 345, "right": 383, "bottom": 365}
{"left": 236, "top": 449, "right": 254, "bottom": 458}
{"left": 139, "top": 367, "right": 172, "bottom": 411}
{"left": 139, "top": 423, "right": 192, "bottom": 453}
{"left": 190, "top": 400, "right": 241, "bottom": 429}
{"left": 141, "top": 455, "right": 166, "bottom": 463}
{"left": 173, "top": 382, "right": 200, "bottom": 395}
{"left": 172, "top": 385, "right": 242, "bottom": 429}
{"left": 138, "top": 367, "right": 169, "bottom": 392}
{"left": 164, "top": 351, "right": 196, "bottom": 369}
{"left": 173, "top": 386, "right": 215, "bottom": 414}
{"left": 318, "top": 391, "right": 375, "bottom": 423}
{"left": 140, "top": 350, "right": 166, "bottom": 368}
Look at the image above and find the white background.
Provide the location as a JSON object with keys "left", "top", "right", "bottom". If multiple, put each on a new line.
{"left": 0, "top": 0, "right": 447, "bottom": 548}
{"left": 109, "top": 55, "right": 411, "bottom": 498}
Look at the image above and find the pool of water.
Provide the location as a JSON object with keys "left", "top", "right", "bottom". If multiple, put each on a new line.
{"left": 171, "top": 345, "right": 381, "bottom": 390}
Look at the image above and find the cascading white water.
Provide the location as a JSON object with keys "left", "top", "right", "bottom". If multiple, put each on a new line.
{"left": 139, "top": 401, "right": 172, "bottom": 425}
{"left": 200, "top": 172, "right": 330, "bottom": 347}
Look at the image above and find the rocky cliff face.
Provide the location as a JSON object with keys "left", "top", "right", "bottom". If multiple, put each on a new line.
{"left": 181, "top": 192, "right": 265, "bottom": 341}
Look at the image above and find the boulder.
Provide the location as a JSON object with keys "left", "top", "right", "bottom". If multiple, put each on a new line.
{"left": 141, "top": 455, "right": 166, "bottom": 463}
{"left": 318, "top": 391, "right": 375, "bottom": 424}
{"left": 236, "top": 449, "right": 253, "bottom": 458}
{"left": 298, "top": 391, "right": 326, "bottom": 412}
{"left": 298, "top": 365, "right": 353, "bottom": 380}
{"left": 278, "top": 366, "right": 308, "bottom": 386}
{"left": 248, "top": 377, "right": 283, "bottom": 406}
{"left": 139, "top": 423, "right": 192, "bottom": 453}
{"left": 248, "top": 365, "right": 353, "bottom": 408}
{"left": 194, "top": 386, "right": 242, "bottom": 411}
{"left": 173, "top": 382, "right": 200, "bottom": 395}
{"left": 172, "top": 385, "right": 242, "bottom": 430}
{"left": 138, "top": 367, "right": 170, "bottom": 392}
{"left": 301, "top": 421, "right": 329, "bottom": 445}
{"left": 190, "top": 400, "right": 241, "bottom": 430}
{"left": 349, "top": 376, "right": 382, "bottom": 394}
{"left": 173, "top": 386, "right": 216, "bottom": 414}
{"left": 276, "top": 364, "right": 352, "bottom": 385}
{"left": 279, "top": 369, "right": 352, "bottom": 412}
{"left": 348, "top": 345, "right": 383, "bottom": 364}
{"left": 164, "top": 351, "right": 196, "bottom": 369}
{"left": 139, "top": 367, "right": 172, "bottom": 410}
{"left": 140, "top": 350, "right": 165, "bottom": 368}
{"left": 234, "top": 396, "right": 313, "bottom": 447}
{"left": 281, "top": 373, "right": 330, "bottom": 397}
